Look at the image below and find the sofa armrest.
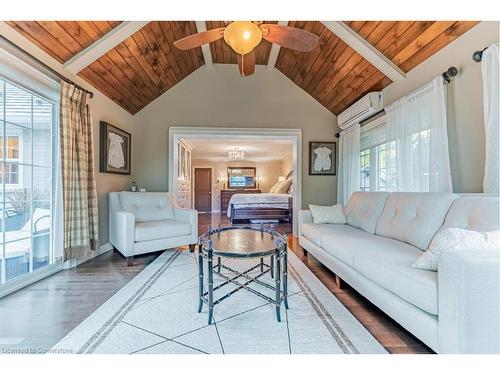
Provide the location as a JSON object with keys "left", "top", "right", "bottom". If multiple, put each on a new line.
{"left": 174, "top": 207, "right": 198, "bottom": 240}
{"left": 298, "top": 210, "right": 313, "bottom": 237}
{"left": 109, "top": 210, "right": 136, "bottom": 257}
{"left": 438, "top": 249, "right": 500, "bottom": 353}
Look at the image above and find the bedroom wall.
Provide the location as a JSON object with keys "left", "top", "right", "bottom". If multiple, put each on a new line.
{"left": 132, "top": 64, "right": 339, "bottom": 209}
{"left": 281, "top": 150, "right": 294, "bottom": 177}
{"left": 382, "top": 21, "right": 499, "bottom": 193}
{"left": 191, "top": 159, "right": 284, "bottom": 212}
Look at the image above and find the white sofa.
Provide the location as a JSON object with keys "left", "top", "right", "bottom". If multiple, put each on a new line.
{"left": 109, "top": 192, "right": 198, "bottom": 265}
{"left": 299, "top": 192, "right": 500, "bottom": 353}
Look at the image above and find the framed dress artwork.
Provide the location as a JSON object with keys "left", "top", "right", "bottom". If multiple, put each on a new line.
{"left": 99, "top": 121, "right": 131, "bottom": 175}
{"left": 309, "top": 142, "right": 336, "bottom": 176}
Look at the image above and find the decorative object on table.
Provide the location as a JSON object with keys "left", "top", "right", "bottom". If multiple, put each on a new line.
{"left": 197, "top": 225, "right": 289, "bottom": 324}
{"left": 99, "top": 121, "right": 131, "bottom": 175}
{"left": 309, "top": 141, "right": 336, "bottom": 176}
{"left": 130, "top": 181, "right": 137, "bottom": 192}
{"left": 139, "top": 188, "right": 146, "bottom": 192}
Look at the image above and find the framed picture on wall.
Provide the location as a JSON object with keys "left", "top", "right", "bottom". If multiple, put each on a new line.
{"left": 99, "top": 121, "right": 131, "bottom": 175}
{"left": 309, "top": 142, "right": 336, "bottom": 176}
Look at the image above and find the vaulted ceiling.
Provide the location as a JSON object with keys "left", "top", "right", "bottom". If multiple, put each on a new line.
{"left": 5, "top": 21, "right": 479, "bottom": 115}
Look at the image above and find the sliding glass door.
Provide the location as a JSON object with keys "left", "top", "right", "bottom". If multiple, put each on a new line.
{"left": 0, "top": 77, "right": 56, "bottom": 284}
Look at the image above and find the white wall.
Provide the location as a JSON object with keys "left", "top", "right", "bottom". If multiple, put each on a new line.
{"left": 133, "top": 64, "right": 339, "bottom": 209}
{"left": 382, "top": 21, "right": 499, "bottom": 193}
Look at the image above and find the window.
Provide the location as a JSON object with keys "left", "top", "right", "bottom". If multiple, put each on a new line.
{"left": 1, "top": 76, "right": 57, "bottom": 284}
{"left": 0, "top": 135, "right": 21, "bottom": 185}
{"left": 359, "top": 116, "right": 433, "bottom": 192}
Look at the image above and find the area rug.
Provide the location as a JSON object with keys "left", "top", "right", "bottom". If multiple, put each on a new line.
{"left": 51, "top": 249, "right": 387, "bottom": 354}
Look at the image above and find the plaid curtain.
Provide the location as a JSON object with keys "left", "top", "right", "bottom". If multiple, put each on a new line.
{"left": 60, "top": 81, "right": 99, "bottom": 260}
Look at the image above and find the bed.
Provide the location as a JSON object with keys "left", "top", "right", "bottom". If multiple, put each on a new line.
{"left": 227, "top": 193, "right": 293, "bottom": 224}
{"left": 227, "top": 171, "right": 294, "bottom": 225}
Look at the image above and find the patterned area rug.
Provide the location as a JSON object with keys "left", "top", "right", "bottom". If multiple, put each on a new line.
{"left": 52, "top": 249, "right": 387, "bottom": 354}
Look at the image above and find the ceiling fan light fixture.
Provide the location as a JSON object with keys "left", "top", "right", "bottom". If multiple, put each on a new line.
{"left": 223, "top": 21, "right": 262, "bottom": 55}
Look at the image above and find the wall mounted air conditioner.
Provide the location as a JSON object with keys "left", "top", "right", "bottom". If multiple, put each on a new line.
{"left": 337, "top": 92, "right": 384, "bottom": 130}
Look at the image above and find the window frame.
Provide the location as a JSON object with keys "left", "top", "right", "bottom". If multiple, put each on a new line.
{"left": 1, "top": 75, "right": 58, "bottom": 284}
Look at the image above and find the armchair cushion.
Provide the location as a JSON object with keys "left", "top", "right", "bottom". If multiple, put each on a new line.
{"left": 135, "top": 220, "right": 191, "bottom": 242}
{"left": 119, "top": 192, "right": 174, "bottom": 222}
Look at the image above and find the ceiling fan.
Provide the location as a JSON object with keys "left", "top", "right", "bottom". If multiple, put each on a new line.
{"left": 173, "top": 21, "right": 319, "bottom": 77}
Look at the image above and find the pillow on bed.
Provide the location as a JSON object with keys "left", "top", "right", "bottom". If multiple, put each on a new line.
{"left": 276, "top": 178, "right": 293, "bottom": 194}
{"left": 269, "top": 181, "right": 281, "bottom": 194}
{"left": 309, "top": 204, "right": 347, "bottom": 224}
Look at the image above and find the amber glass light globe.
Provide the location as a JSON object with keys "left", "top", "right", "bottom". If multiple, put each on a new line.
{"left": 223, "top": 21, "right": 262, "bottom": 55}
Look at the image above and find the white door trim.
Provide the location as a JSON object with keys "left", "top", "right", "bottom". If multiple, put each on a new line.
{"left": 169, "top": 127, "right": 302, "bottom": 235}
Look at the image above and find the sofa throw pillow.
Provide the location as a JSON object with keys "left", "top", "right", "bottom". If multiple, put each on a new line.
{"left": 412, "top": 228, "right": 500, "bottom": 271}
{"left": 309, "top": 204, "right": 347, "bottom": 224}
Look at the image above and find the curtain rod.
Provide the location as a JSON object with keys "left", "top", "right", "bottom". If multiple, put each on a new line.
{"left": 472, "top": 47, "right": 488, "bottom": 62}
{"left": 0, "top": 35, "right": 94, "bottom": 98}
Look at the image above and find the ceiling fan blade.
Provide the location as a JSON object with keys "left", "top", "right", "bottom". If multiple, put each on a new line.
{"left": 260, "top": 24, "right": 319, "bottom": 52}
{"left": 237, "top": 50, "right": 256, "bottom": 77}
{"left": 173, "top": 27, "right": 225, "bottom": 50}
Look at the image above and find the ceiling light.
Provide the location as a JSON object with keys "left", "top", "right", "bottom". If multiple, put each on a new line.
{"left": 223, "top": 21, "right": 262, "bottom": 55}
{"left": 228, "top": 147, "right": 245, "bottom": 161}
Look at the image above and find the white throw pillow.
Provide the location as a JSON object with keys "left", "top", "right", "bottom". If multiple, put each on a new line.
{"left": 412, "top": 228, "right": 500, "bottom": 271}
{"left": 276, "top": 178, "right": 293, "bottom": 194}
{"left": 309, "top": 204, "right": 347, "bottom": 224}
{"left": 269, "top": 181, "right": 280, "bottom": 194}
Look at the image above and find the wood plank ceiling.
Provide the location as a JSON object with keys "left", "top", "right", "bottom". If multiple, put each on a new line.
{"left": 275, "top": 21, "right": 478, "bottom": 114}
{"left": 6, "top": 21, "right": 478, "bottom": 115}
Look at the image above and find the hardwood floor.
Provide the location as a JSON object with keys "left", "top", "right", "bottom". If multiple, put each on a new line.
{"left": 0, "top": 212, "right": 432, "bottom": 354}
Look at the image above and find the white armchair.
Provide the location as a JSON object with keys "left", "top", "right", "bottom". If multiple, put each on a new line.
{"left": 109, "top": 191, "right": 198, "bottom": 265}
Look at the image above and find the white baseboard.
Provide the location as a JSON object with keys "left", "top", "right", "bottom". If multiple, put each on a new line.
{"left": 0, "top": 243, "right": 114, "bottom": 299}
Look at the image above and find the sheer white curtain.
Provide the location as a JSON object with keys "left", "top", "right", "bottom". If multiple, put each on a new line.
{"left": 337, "top": 123, "right": 360, "bottom": 204}
{"left": 481, "top": 42, "right": 500, "bottom": 194}
{"left": 385, "top": 75, "right": 452, "bottom": 192}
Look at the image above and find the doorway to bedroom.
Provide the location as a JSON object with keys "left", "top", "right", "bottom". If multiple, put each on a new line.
{"left": 169, "top": 127, "right": 301, "bottom": 235}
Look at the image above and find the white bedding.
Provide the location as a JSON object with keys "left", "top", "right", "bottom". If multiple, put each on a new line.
{"left": 227, "top": 193, "right": 292, "bottom": 217}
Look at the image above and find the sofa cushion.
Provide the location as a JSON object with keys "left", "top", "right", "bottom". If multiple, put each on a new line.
{"left": 344, "top": 192, "right": 389, "bottom": 234}
{"left": 353, "top": 244, "right": 438, "bottom": 315}
{"left": 119, "top": 192, "right": 175, "bottom": 222}
{"left": 135, "top": 219, "right": 191, "bottom": 242}
{"left": 301, "top": 223, "right": 354, "bottom": 248}
{"left": 375, "top": 192, "right": 458, "bottom": 250}
{"left": 441, "top": 194, "right": 500, "bottom": 232}
{"left": 321, "top": 227, "right": 416, "bottom": 268}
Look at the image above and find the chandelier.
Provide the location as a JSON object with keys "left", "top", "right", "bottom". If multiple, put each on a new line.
{"left": 228, "top": 147, "right": 244, "bottom": 161}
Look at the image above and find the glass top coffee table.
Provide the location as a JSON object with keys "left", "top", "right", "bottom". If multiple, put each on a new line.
{"left": 197, "top": 225, "right": 289, "bottom": 324}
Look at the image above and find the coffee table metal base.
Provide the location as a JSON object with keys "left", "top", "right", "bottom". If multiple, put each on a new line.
{"left": 197, "top": 242, "right": 289, "bottom": 325}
